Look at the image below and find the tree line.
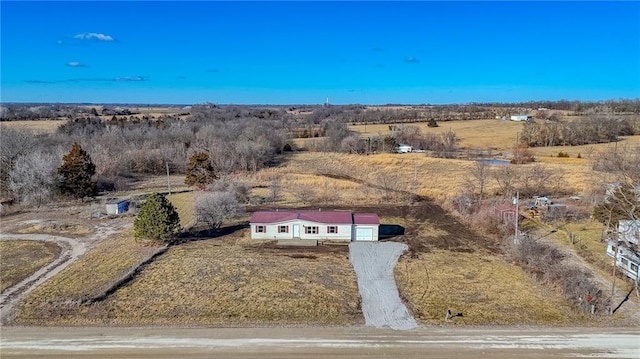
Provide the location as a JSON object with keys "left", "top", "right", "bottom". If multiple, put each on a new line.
{"left": 520, "top": 109, "right": 640, "bottom": 147}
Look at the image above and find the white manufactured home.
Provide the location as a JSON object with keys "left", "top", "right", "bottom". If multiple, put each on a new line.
{"left": 606, "top": 220, "right": 640, "bottom": 282}
{"left": 250, "top": 210, "right": 380, "bottom": 242}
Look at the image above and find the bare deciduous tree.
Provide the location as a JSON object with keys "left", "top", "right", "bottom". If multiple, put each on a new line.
{"left": 9, "top": 151, "right": 58, "bottom": 206}
{"left": 194, "top": 191, "right": 242, "bottom": 230}
{"left": 0, "top": 129, "right": 38, "bottom": 195}
{"left": 466, "top": 161, "right": 490, "bottom": 202}
{"left": 291, "top": 184, "right": 317, "bottom": 205}
{"left": 492, "top": 164, "right": 520, "bottom": 196}
{"left": 268, "top": 176, "right": 281, "bottom": 202}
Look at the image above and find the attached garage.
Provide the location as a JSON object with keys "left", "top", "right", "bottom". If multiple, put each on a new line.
{"left": 355, "top": 227, "right": 374, "bottom": 241}
{"left": 353, "top": 213, "right": 380, "bottom": 241}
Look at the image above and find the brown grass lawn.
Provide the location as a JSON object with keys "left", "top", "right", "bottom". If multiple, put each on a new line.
{"left": 17, "top": 229, "right": 362, "bottom": 326}
{"left": 0, "top": 240, "right": 62, "bottom": 292}
{"left": 395, "top": 249, "right": 579, "bottom": 325}
{"left": 15, "top": 230, "right": 162, "bottom": 325}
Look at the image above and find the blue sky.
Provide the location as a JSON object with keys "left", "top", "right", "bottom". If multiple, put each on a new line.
{"left": 1, "top": 1, "right": 639, "bottom": 104}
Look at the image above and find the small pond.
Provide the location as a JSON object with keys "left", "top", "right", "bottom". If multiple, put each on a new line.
{"left": 475, "top": 158, "right": 511, "bottom": 165}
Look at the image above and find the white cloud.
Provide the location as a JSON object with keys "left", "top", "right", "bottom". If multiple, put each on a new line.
{"left": 73, "top": 32, "right": 114, "bottom": 41}
{"left": 66, "top": 61, "right": 85, "bottom": 67}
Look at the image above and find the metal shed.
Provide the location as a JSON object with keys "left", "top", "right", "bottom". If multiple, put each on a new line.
{"left": 106, "top": 198, "right": 129, "bottom": 215}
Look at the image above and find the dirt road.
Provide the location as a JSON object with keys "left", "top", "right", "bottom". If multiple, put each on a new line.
{"left": 349, "top": 241, "right": 417, "bottom": 330}
{"left": 1, "top": 326, "right": 638, "bottom": 358}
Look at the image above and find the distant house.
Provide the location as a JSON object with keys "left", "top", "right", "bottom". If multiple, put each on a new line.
{"left": 606, "top": 220, "right": 640, "bottom": 282}
{"left": 249, "top": 210, "right": 380, "bottom": 242}
{"left": 396, "top": 145, "right": 413, "bottom": 153}
{"left": 510, "top": 115, "right": 531, "bottom": 122}
{"left": 106, "top": 198, "right": 129, "bottom": 215}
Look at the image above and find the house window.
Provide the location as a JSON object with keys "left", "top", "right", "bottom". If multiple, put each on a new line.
{"left": 256, "top": 225, "right": 265, "bottom": 233}
{"left": 305, "top": 226, "right": 318, "bottom": 234}
{"left": 278, "top": 225, "right": 288, "bottom": 233}
{"left": 631, "top": 263, "right": 639, "bottom": 273}
{"left": 327, "top": 226, "right": 338, "bottom": 234}
{"left": 621, "top": 258, "right": 629, "bottom": 266}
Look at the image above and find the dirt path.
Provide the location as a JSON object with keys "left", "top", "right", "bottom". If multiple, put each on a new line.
{"left": 0, "top": 220, "right": 131, "bottom": 324}
{"left": 0, "top": 234, "right": 87, "bottom": 323}
{"left": 349, "top": 242, "right": 417, "bottom": 330}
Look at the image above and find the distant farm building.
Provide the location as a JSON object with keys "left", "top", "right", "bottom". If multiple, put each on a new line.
{"left": 250, "top": 210, "right": 380, "bottom": 243}
{"left": 493, "top": 203, "right": 516, "bottom": 224}
{"left": 396, "top": 145, "right": 413, "bottom": 153}
{"left": 106, "top": 198, "right": 129, "bottom": 215}
{"left": 510, "top": 115, "right": 532, "bottom": 122}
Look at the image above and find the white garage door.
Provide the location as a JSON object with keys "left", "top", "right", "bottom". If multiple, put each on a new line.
{"left": 356, "top": 227, "right": 374, "bottom": 241}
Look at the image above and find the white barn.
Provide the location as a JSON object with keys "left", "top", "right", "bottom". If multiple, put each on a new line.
{"left": 250, "top": 210, "right": 380, "bottom": 242}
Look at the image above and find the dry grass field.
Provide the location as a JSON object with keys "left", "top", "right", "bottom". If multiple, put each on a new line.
{"left": 395, "top": 249, "right": 578, "bottom": 325}
{"left": 15, "top": 230, "right": 162, "bottom": 325}
{"left": 268, "top": 151, "right": 592, "bottom": 203}
{"left": 0, "top": 240, "right": 62, "bottom": 292}
{"left": 0, "top": 120, "right": 64, "bottom": 134}
{"left": 349, "top": 119, "right": 524, "bottom": 150}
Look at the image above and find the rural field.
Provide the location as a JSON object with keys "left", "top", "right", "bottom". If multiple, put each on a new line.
{"left": 2, "top": 108, "right": 640, "bottom": 328}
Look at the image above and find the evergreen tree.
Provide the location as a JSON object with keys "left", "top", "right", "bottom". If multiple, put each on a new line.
{"left": 57, "top": 142, "right": 98, "bottom": 199}
{"left": 134, "top": 193, "right": 181, "bottom": 242}
{"left": 184, "top": 152, "right": 216, "bottom": 189}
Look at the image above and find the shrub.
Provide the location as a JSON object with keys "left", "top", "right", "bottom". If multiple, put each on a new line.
{"left": 558, "top": 151, "right": 570, "bottom": 158}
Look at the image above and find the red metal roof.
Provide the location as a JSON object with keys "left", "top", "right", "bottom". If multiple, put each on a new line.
{"left": 250, "top": 211, "right": 378, "bottom": 225}
{"left": 250, "top": 211, "right": 298, "bottom": 223}
{"left": 299, "top": 211, "right": 353, "bottom": 224}
{"left": 353, "top": 213, "right": 380, "bottom": 224}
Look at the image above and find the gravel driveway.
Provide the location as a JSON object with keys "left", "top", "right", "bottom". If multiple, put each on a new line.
{"left": 349, "top": 242, "right": 417, "bottom": 330}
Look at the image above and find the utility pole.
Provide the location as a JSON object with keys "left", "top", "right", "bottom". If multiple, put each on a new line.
{"left": 413, "top": 150, "right": 418, "bottom": 192}
{"left": 610, "top": 241, "right": 618, "bottom": 315}
{"left": 514, "top": 191, "right": 520, "bottom": 245}
{"left": 166, "top": 162, "right": 171, "bottom": 195}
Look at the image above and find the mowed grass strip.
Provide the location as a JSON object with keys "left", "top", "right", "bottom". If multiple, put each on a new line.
{"left": 396, "top": 249, "right": 579, "bottom": 325}
{"left": 0, "top": 240, "right": 62, "bottom": 292}
{"left": 166, "top": 191, "right": 194, "bottom": 228}
{"left": 15, "top": 230, "right": 162, "bottom": 324}
{"left": 44, "top": 231, "right": 362, "bottom": 326}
